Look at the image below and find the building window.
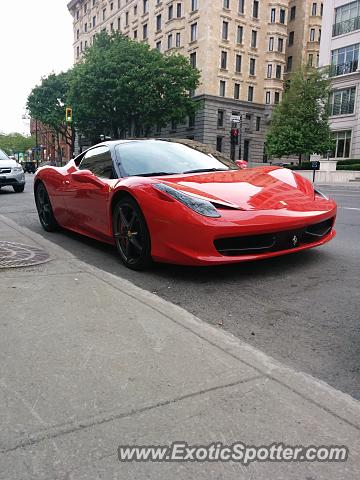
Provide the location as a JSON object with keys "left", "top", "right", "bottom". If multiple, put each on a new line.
{"left": 265, "top": 91, "right": 271, "bottom": 104}
{"left": 191, "top": 0, "right": 198, "bottom": 12}
{"left": 220, "top": 51, "right": 228, "bottom": 69}
{"left": 256, "top": 116, "right": 261, "bottom": 131}
{"left": 290, "top": 5, "right": 296, "bottom": 20}
{"left": 308, "top": 53, "right": 313, "bottom": 66}
{"left": 190, "top": 22, "right": 198, "bottom": 41}
{"left": 84, "top": 23, "right": 88, "bottom": 32}
{"left": 237, "top": 25, "right": 243, "bottom": 43}
{"left": 156, "top": 40, "right": 161, "bottom": 51}
{"left": 333, "top": 1, "right": 360, "bottom": 36}
{"left": 251, "top": 30, "right": 257, "bottom": 48}
{"left": 118, "top": 17, "right": 121, "bottom": 29}
{"left": 156, "top": 14, "right": 161, "bottom": 31}
{"left": 222, "top": 21, "right": 229, "bottom": 40}
{"left": 312, "top": 2, "right": 317, "bottom": 16}
{"left": 267, "top": 64, "right": 272, "bottom": 78}
{"left": 253, "top": 0, "right": 259, "bottom": 18}
{"left": 219, "top": 80, "right": 226, "bottom": 97}
{"left": 177, "top": 3, "right": 182, "bottom": 17}
{"left": 168, "top": 4, "right": 173, "bottom": 20}
{"left": 235, "top": 54, "right": 242, "bottom": 72}
{"left": 238, "top": 0, "right": 245, "bottom": 13}
{"left": 270, "top": 8, "right": 276, "bottom": 22}
{"left": 329, "top": 87, "right": 356, "bottom": 115}
{"left": 279, "top": 9, "right": 286, "bottom": 23}
{"left": 134, "top": 4, "right": 137, "bottom": 14}
{"left": 320, "top": 2, "right": 323, "bottom": 15}
{"left": 223, "top": 0, "right": 230, "bottom": 9}
{"left": 143, "top": 23, "right": 148, "bottom": 39}
{"left": 234, "top": 83, "right": 240, "bottom": 99}
{"left": 288, "top": 31, "right": 294, "bottom": 45}
{"left": 287, "top": 56, "right": 293, "bottom": 72}
{"left": 274, "top": 92, "right": 280, "bottom": 104}
{"left": 77, "top": 45, "right": 80, "bottom": 58}
{"left": 216, "top": 136, "right": 223, "bottom": 152}
{"left": 168, "top": 34, "right": 173, "bottom": 49}
{"left": 76, "top": 10, "right": 80, "bottom": 20}
{"left": 248, "top": 85, "right": 254, "bottom": 101}
{"left": 331, "top": 44, "right": 359, "bottom": 76}
{"left": 310, "top": 28, "right": 315, "bottom": 41}
{"left": 84, "top": 2, "right": 87, "bottom": 13}
{"left": 110, "top": 2, "right": 114, "bottom": 10}
{"left": 268, "top": 36, "right": 274, "bottom": 51}
{"left": 249, "top": 57, "right": 256, "bottom": 75}
{"left": 331, "top": 130, "right": 352, "bottom": 158}
{"left": 176, "top": 32, "right": 181, "bottom": 47}
{"left": 276, "top": 64, "right": 282, "bottom": 79}
{"left": 92, "top": 16, "right": 96, "bottom": 27}
{"left": 243, "top": 139, "right": 250, "bottom": 160}
{"left": 134, "top": 29, "right": 138, "bottom": 38}
{"left": 103, "top": 8, "right": 106, "bottom": 20}
{"left": 278, "top": 37, "right": 284, "bottom": 52}
{"left": 143, "top": 0, "right": 149, "bottom": 14}
{"left": 217, "top": 109, "right": 224, "bottom": 127}
{"left": 125, "top": 11, "right": 129, "bottom": 26}
{"left": 190, "top": 51, "right": 197, "bottom": 68}
{"left": 76, "top": 29, "right": 79, "bottom": 39}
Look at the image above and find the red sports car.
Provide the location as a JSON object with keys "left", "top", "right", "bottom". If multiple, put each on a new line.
{"left": 34, "top": 139, "right": 336, "bottom": 270}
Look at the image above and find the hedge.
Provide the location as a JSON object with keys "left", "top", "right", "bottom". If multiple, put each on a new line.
{"left": 337, "top": 164, "right": 360, "bottom": 171}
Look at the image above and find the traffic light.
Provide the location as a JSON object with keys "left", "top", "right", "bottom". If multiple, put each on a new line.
{"left": 65, "top": 107, "right": 73, "bottom": 123}
{"left": 230, "top": 127, "right": 239, "bottom": 145}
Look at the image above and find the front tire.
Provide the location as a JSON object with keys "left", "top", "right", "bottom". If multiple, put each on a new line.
{"left": 113, "top": 196, "right": 152, "bottom": 270}
{"left": 35, "top": 182, "right": 58, "bottom": 232}
{"left": 13, "top": 185, "right": 25, "bottom": 193}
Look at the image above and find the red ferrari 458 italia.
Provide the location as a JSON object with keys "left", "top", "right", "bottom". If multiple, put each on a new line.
{"left": 34, "top": 139, "right": 336, "bottom": 270}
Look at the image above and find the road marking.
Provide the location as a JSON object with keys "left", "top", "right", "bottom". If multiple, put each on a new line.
{"left": 341, "top": 207, "right": 360, "bottom": 211}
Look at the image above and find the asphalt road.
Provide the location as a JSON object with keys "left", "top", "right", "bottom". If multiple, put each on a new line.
{"left": 1, "top": 175, "right": 360, "bottom": 399}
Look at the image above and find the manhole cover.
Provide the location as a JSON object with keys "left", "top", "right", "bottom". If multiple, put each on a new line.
{"left": 0, "top": 241, "right": 50, "bottom": 269}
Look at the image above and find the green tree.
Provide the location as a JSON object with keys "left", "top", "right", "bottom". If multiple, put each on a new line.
{"left": 27, "top": 72, "right": 74, "bottom": 162}
{"left": 266, "top": 67, "right": 333, "bottom": 162}
{"left": 0, "top": 133, "right": 35, "bottom": 155}
{"left": 68, "top": 32, "right": 200, "bottom": 142}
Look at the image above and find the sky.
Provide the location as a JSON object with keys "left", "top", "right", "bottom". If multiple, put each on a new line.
{"left": 0, "top": 0, "right": 74, "bottom": 135}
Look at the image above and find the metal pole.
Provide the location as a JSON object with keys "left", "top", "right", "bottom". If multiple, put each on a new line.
{"left": 35, "top": 120, "right": 39, "bottom": 168}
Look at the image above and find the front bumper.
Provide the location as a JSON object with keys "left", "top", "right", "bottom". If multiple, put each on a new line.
{"left": 148, "top": 204, "right": 337, "bottom": 266}
{"left": 0, "top": 171, "right": 25, "bottom": 187}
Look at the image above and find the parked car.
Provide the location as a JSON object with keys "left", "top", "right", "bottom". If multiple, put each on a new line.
{"left": 0, "top": 149, "right": 26, "bottom": 193}
{"left": 34, "top": 138, "right": 336, "bottom": 270}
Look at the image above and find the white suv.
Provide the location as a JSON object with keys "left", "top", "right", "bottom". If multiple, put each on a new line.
{"left": 0, "top": 149, "right": 26, "bottom": 193}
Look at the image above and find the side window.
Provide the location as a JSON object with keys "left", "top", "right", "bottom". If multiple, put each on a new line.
{"left": 79, "top": 146, "right": 115, "bottom": 179}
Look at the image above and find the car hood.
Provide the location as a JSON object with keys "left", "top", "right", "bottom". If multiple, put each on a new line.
{"left": 0, "top": 159, "right": 18, "bottom": 169}
{"left": 156, "top": 166, "right": 327, "bottom": 212}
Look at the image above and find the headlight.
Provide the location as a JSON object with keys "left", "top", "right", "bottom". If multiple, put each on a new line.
{"left": 314, "top": 188, "right": 328, "bottom": 200}
{"left": 153, "top": 183, "right": 221, "bottom": 218}
{"left": 13, "top": 166, "right": 23, "bottom": 173}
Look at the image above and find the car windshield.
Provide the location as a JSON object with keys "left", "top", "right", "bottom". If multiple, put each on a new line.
{"left": 116, "top": 140, "right": 237, "bottom": 177}
{"left": 0, "top": 150, "right": 10, "bottom": 161}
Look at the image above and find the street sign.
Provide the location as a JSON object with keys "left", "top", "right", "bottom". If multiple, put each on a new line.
{"left": 311, "top": 161, "right": 320, "bottom": 170}
{"left": 230, "top": 115, "right": 241, "bottom": 122}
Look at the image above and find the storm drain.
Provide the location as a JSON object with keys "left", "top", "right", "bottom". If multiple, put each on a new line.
{"left": 0, "top": 241, "right": 50, "bottom": 269}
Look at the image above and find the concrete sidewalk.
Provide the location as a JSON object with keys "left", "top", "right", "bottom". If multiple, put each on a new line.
{"left": 0, "top": 214, "right": 360, "bottom": 479}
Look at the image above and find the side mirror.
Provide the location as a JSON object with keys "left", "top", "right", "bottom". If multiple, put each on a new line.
{"left": 71, "top": 169, "right": 105, "bottom": 188}
{"left": 235, "top": 160, "right": 248, "bottom": 169}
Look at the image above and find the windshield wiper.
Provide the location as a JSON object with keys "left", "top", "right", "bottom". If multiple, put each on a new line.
{"left": 134, "top": 172, "right": 177, "bottom": 177}
{"left": 182, "top": 168, "right": 229, "bottom": 174}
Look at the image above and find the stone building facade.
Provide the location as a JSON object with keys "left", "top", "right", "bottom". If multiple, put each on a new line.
{"left": 67, "top": 0, "right": 318, "bottom": 162}
{"left": 319, "top": 0, "right": 360, "bottom": 159}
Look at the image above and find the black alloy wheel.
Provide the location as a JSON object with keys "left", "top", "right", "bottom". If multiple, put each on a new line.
{"left": 35, "top": 182, "right": 58, "bottom": 232}
{"left": 13, "top": 185, "right": 25, "bottom": 193}
{"left": 113, "top": 196, "right": 152, "bottom": 270}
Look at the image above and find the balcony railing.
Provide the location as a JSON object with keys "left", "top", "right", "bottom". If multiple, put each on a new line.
{"left": 330, "top": 60, "right": 359, "bottom": 76}
{"left": 332, "top": 16, "right": 360, "bottom": 36}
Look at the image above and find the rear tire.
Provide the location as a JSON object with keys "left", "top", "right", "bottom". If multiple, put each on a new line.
{"left": 113, "top": 196, "right": 152, "bottom": 270}
{"left": 13, "top": 185, "right": 25, "bottom": 193}
{"left": 35, "top": 182, "right": 58, "bottom": 232}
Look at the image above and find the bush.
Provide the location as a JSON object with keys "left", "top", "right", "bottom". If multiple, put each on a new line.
{"left": 337, "top": 164, "right": 360, "bottom": 171}
{"left": 336, "top": 159, "right": 360, "bottom": 166}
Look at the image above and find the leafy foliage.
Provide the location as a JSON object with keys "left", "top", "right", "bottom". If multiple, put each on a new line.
{"left": 266, "top": 67, "right": 334, "bottom": 160}
{"left": 0, "top": 133, "right": 35, "bottom": 155}
{"left": 68, "top": 32, "right": 200, "bottom": 141}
